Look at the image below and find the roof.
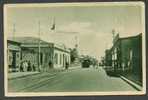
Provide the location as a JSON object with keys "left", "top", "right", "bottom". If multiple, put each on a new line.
{"left": 8, "top": 37, "right": 49, "bottom": 44}
{"left": 7, "top": 40, "right": 21, "bottom": 51}
{"left": 8, "top": 37, "right": 53, "bottom": 47}
{"left": 7, "top": 37, "right": 70, "bottom": 51}
{"left": 54, "top": 43, "right": 70, "bottom": 53}
{"left": 120, "top": 33, "right": 142, "bottom": 40}
{"left": 7, "top": 39, "right": 21, "bottom": 45}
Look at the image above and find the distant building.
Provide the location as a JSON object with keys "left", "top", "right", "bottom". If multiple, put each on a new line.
{"left": 7, "top": 37, "right": 71, "bottom": 72}
{"left": 104, "top": 33, "right": 142, "bottom": 85}
{"left": 105, "top": 49, "right": 112, "bottom": 66}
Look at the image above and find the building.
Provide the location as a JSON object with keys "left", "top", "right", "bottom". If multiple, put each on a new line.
{"left": 7, "top": 37, "right": 71, "bottom": 72}
{"left": 7, "top": 40, "right": 21, "bottom": 72}
{"left": 53, "top": 43, "right": 71, "bottom": 69}
{"left": 105, "top": 49, "right": 112, "bottom": 66}
{"left": 104, "top": 33, "right": 142, "bottom": 85}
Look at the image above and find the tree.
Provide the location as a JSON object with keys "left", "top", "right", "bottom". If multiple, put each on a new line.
{"left": 70, "top": 48, "right": 78, "bottom": 63}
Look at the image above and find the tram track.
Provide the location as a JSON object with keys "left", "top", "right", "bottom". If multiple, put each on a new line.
{"left": 20, "top": 75, "right": 58, "bottom": 91}
{"left": 17, "top": 69, "right": 75, "bottom": 91}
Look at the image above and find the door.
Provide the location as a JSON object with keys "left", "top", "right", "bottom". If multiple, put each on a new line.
{"left": 12, "top": 51, "right": 16, "bottom": 71}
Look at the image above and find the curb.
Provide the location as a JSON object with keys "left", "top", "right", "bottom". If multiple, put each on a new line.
{"left": 120, "top": 76, "right": 142, "bottom": 91}
{"left": 8, "top": 72, "right": 40, "bottom": 80}
{"left": 8, "top": 67, "right": 80, "bottom": 80}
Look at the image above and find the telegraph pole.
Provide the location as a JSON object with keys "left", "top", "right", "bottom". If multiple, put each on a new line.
{"left": 38, "top": 21, "right": 41, "bottom": 72}
{"left": 74, "top": 35, "right": 79, "bottom": 63}
{"left": 75, "top": 35, "right": 78, "bottom": 48}
{"left": 112, "top": 29, "right": 115, "bottom": 43}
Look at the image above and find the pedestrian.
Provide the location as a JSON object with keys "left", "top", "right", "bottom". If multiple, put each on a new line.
{"left": 65, "top": 62, "right": 69, "bottom": 70}
{"left": 20, "top": 61, "right": 24, "bottom": 72}
{"left": 32, "top": 64, "right": 36, "bottom": 71}
{"left": 24, "top": 60, "right": 28, "bottom": 72}
{"left": 48, "top": 60, "right": 53, "bottom": 69}
{"left": 27, "top": 61, "right": 31, "bottom": 71}
{"left": 22, "top": 61, "right": 26, "bottom": 72}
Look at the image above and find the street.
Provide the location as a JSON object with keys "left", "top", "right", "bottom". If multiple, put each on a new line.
{"left": 8, "top": 67, "right": 137, "bottom": 92}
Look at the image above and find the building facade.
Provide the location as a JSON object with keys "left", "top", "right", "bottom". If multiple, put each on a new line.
{"left": 104, "top": 33, "right": 142, "bottom": 85}
{"left": 20, "top": 41, "right": 54, "bottom": 72}
{"left": 53, "top": 44, "right": 71, "bottom": 69}
{"left": 7, "top": 40, "right": 21, "bottom": 72}
{"left": 7, "top": 37, "right": 71, "bottom": 72}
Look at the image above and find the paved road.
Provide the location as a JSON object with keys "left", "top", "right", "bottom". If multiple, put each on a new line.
{"left": 8, "top": 67, "right": 137, "bottom": 92}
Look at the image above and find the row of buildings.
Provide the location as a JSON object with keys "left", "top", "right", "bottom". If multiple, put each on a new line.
{"left": 7, "top": 37, "right": 71, "bottom": 72}
{"left": 102, "top": 33, "right": 142, "bottom": 85}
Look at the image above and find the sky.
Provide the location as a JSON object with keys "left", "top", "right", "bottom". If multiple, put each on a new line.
{"left": 5, "top": 3, "right": 144, "bottom": 61}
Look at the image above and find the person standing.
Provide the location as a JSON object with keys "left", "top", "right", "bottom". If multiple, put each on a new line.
{"left": 48, "top": 60, "right": 53, "bottom": 69}
{"left": 20, "top": 61, "right": 24, "bottom": 72}
{"left": 27, "top": 61, "right": 31, "bottom": 71}
{"left": 24, "top": 60, "right": 28, "bottom": 72}
{"left": 65, "top": 62, "right": 69, "bottom": 70}
{"left": 32, "top": 64, "right": 36, "bottom": 71}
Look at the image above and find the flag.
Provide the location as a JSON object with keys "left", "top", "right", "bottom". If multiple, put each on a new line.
{"left": 51, "top": 17, "right": 55, "bottom": 30}
{"left": 51, "top": 23, "right": 55, "bottom": 30}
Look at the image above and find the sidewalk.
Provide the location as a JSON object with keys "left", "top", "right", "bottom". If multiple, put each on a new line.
{"left": 120, "top": 75, "right": 142, "bottom": 91}
{"left": 8, "top": 72, "right": 40, "bottom": 80}
{"left": 8, "top": 65, "right": 81, "bottom": 80}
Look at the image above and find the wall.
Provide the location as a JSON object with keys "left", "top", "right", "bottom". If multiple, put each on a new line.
{"left": 21, "top": 47, "right": 54, "bottom": 71}
{"left": 104, "top": 34, "right": 142, "bottom": 85}
{"left": 120, "top": 34, "right": 142, "bottom": 85}
{"left": 53, "top": 48, "right": 70, "bottom": 69}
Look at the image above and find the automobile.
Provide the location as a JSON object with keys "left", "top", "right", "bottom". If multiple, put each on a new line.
{"left": 81, "top": 59, "right": 91, "bottom": 68}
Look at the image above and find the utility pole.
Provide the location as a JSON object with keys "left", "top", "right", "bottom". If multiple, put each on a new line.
{"left": 13, "top": 23, "right": 16, "bottom": 40}
{"left": 112, "top": 29, "right": 116, "bottom": 44}
{"left": 38, "top": 21, "right": 41, "bottom": 72}
{"left": 74, "top": 35, "right": 79, "bottom": 63}
{"left": 75, "top": 35, "right": 78, "bottom": 48}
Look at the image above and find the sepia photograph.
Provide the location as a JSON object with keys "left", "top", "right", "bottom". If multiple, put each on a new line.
{"left": 4, "top": 2, "right": 146, "bottom": 96}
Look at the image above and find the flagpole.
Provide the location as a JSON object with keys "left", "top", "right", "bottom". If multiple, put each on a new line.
{"left": 13, "top": 23, "right": 16, "bottom": 40}
{"left": 51, "top": 17, "right": 55, "bottom": 32}
{"left": 53, "top": 17, "right": 55, "bottom": 32}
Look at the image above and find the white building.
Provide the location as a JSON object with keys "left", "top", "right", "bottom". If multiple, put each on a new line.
{"left": 53, "top": 43, "right": 71, "bottom": 69}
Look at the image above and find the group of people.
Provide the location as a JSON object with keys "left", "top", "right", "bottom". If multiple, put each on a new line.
{"left": 20, "top": 60, "right": 36, "bottom": 72}
{"left": 19, "top": 60, "right": 70, "bottom": 72}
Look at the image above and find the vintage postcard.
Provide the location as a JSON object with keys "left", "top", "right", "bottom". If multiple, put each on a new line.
{"left": 4, "top": 2, "right": 146, "bottom": 96}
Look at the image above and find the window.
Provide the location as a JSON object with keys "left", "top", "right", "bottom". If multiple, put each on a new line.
{"left": 54, "top": 53, "right": 58, "bottom": 64}
{"left": 60, "top": 54, "right": 62, "bottom": 64}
